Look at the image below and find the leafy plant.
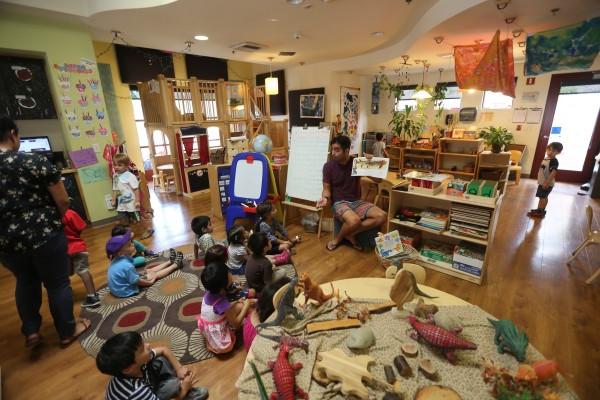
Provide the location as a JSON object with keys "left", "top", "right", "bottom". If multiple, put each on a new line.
{"left": 479, "top": 126, "right": 514, "bottom": 153}
{"left": 388, "top": 104, "right": 426, "bottom": 142}
{"left": 431, "top": 82, "right": 448, "bottom": 122}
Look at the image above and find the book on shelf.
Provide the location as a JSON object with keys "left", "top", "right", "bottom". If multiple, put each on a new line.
{"left": 417, "top": 208, "right": 449, "bottom": 232}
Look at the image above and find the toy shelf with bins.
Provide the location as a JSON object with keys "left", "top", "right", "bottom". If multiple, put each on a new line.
{"left": 437, "top": 138, "right": 484, "bottom": 179}
{"left": 476, "top": 151, "right": 511, "bottom": 194}
{"left": 388, "top": 146, "right": 402, "bottom": 172}
{"left": 400, "top": 148, "right": 438, "bottom": 175}
{"left": 386, "top": 186, "right": 502, "bottom": 285}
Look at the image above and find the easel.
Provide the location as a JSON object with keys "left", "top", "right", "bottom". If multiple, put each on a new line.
{"left": 282, "top": 199, "right": 323, "bottom": 238}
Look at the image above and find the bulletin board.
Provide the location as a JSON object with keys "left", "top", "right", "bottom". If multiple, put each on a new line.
{"left": 288, "top": 87, "right": 325, "bottom": 128}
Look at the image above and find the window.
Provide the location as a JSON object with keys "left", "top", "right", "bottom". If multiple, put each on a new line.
{"left": 207, "top": 126, "right": 222, "bottom": 148}
{"left": 394, "top": 85, "right": 417, "bottom": 111}
{"left": 482, "top": 91, "right": 514, "bottom": 109}
{"left": 152, "top": 130, "right": 171, "bottom": 156}
{"left": 131, "top": 87, "right": 170, "bottom": 165}
{"left": 436, "top": 83, "right": 462, "bottom": 110}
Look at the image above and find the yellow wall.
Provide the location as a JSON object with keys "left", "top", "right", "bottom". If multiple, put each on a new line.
{"left": 0, "top": 11, "right": 115, "bottom": 222}
{"left": 228, "top": 60, "right": 255, "bottom": 82}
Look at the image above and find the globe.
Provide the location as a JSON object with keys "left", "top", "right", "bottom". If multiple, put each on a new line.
{"left": 252, "top": 134, "right": 273, "bottom": 153}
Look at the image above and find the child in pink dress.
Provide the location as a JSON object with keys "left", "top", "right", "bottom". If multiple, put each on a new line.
{"left": 198, "top": 261, "right": 255, "bottom": 354}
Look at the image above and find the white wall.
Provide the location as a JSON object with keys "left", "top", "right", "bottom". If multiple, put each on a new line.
{"left": 15, "top": 118, "right": 67, "bottom": 152}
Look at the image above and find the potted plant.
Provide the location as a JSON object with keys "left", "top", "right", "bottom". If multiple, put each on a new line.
{"left": 388, "top": 105, "right": 425, "bottom": 147}
{"left": 479, "top": 126, "right": 514, "bottom": 153}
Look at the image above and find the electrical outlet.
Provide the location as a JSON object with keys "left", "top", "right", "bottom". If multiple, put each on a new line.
{"left": 105, "top": 194, "right": 114, "bottom": 210}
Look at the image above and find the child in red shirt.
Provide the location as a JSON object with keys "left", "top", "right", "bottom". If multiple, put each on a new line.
{"left": 62, "top": 209, "right": 100, "bottom": 308}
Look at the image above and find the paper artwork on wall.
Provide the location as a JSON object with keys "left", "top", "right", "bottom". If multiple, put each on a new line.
{"left": 69, "top": 147, "right": 98, "bottom": 168}
{"left": 526, "top": 108, "right": 543, "bottom": 124}
{"left": 521, "top": 91, "right": 539, "bottom": 102}
{"left": 80, "top": 165, "right": 109, "bottom": 184}
{"left": 340, "top": 86, "right": 360, "bottom": 138}
{"left": 512, "top": 108, "right": 527, "bottom": 123}
{"left": 480, "top": 111, "right": 494, "bottom": 123}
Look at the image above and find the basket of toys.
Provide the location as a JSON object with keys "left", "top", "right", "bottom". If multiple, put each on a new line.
{"left": 374, "top": 230, "right": 419, "bottom": 269}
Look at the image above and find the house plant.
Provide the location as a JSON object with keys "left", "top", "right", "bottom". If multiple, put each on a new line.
{"left": 479, "top": 126, "right": 513, "bottom": 153}
{"left": 388, "top": 104, "right": 425, "bottom": 147}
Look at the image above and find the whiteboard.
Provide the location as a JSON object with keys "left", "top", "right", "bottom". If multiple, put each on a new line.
{"left": 286, "top": 126, "right": 331, "bottom": 202}
{"left": 233, "top": 160, "right": 263, "bottom": 199}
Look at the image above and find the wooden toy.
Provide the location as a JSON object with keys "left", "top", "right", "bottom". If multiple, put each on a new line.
{"left": 408, "top": 316, "right": 477, "bottom": 364}
{"left": 367, "top": 300, "right": 397, "bottom": 313}
{"left": 393, "top": 355, "right": 413, "bottom": 378}
{"left": 299, "top": 272, "right": 337, "bottom": 305}
{"left": 384, "top": 365, "right": 396, "bottom": 384}
{"left": 315, "top": 348, "right": 376, "bottom": 400}
{"left": 306, "top": 318, "right": 361, "bottom": 334}
{"left": 400, "top": 342, "right": 419, "bottom": 358}
{"left": 266, "top": 335, "right": 308, "bottom": 400}
{"left": 488, "top": 318, "right": 529, "bottom": 362}
{"left": 418, "top": 359, "right": 438, "bottom": 380}
{"left": 346, "top": 326, "right": 375, "bottom": 350}
{"left": 390, "top": 270, "right": 436, "bottom": 309}
{"left": 414, "top": 385, "right": 461, "bottom": 400}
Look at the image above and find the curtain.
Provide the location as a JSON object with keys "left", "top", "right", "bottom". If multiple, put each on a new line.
{"left": 182, "top": 136, "right": 194, "bottom": 166}
{"left": 454, "top": 30, "right": 515, "bottom": 98}
{"left": 198, "top": 134, "right": 209, "bottom": 165}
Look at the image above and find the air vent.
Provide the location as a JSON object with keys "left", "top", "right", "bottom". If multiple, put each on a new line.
{"left": 279, "top": 51, "right": 296, "bottom": 56}
{"left": 230, "top": 42, "right": 265, "bottom": 52}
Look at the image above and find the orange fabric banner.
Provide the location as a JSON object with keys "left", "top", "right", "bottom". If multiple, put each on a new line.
{"left": 454, "top": 30, "right": 515, "bottom": 98}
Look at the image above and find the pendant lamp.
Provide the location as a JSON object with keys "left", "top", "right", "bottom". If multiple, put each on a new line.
{"left": 412, "top": 62, "right": 432, "bottom": 100}
{"left": 265, "top": 57, "right": 279, "bottom": 95}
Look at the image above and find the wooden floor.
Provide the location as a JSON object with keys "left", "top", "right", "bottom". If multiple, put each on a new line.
{"left": 0, "top": 179, "right": 598, "bottom": 399}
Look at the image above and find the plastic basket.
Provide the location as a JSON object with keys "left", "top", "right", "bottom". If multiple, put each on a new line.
{"left": 374, "top": 244, "right": 419, "bottom": 269}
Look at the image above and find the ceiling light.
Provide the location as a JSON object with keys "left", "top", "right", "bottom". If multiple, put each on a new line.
{"left": 287, "top": 0, "right": 305, "bottom": 4}
{"left": 268, "top": 18, "right": 279, "bottom": 22}
{"left": 412, "top": 62, "right": 432, "bottom": 100}
{"left": 194, "top": 35, "right": 208, "bottom": 41}
{"left": 265, "top": 57, "right": 279, "bottom": 95}
{"left": 437, "top": 53, "right": 453, "bottom": 59}
{"left": 434, "top": 36, "right": 444, "bottom": 44}
{"left": 372, "top": 31, "right": 384, "bottom": 37}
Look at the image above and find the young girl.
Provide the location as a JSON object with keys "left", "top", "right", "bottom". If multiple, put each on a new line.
{"left": 191, "top": 215, "right": 216, "bottom": 259}
{"left": 198, "top": 261, "right": 255, "bottom": 354}
{"left": 256, "top": 202, "right": 300, "bottom": 255}
{"left": 206, "top": 244, "right": 255, "bottom": 301}
{"left": 227, "top": 225, "right": 249, "bottom": 275}
{"left": 246, "top": 232, "right": 289, "bottom": 293}
{"left": 243, "top": 277, "right": 290, "bottom": 351}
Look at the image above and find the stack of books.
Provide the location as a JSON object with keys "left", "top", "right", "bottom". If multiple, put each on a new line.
{"left": 449, "top": 203, "right": 491, "bottom": 240}
{"left": 417, "top": 208, "right": 449, "bottom": 232}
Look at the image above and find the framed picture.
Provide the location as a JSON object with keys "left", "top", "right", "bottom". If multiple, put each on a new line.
{"left": 340, "top": 86, "right": 360, "bottom": 138}
{"left": 299, "top": 94, "right": 325, "bottom": 118}
{"left": 452, "top": 128, "right": 465, "bottom": 139}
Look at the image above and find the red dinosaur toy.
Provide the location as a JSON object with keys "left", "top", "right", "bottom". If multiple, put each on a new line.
{"left": 267, "top": 335, "right": 309, "bottom": 400}
{"left": 407, "top": 315, "right": 477, "bottom": 364}
{"left": 299, "top": 272, "right": 338, "bottom": 306}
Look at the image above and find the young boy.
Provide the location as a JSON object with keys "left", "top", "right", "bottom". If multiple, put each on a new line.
{"left": 370, "top": 132, "right": 389, "bottom": 158}
{"left": 191, "top": 215, "right": 215, "bottom": 260}
{"left": 96, "top": 331, "right": 209, "bottom": 400}
{"left": 106, "top": 229, "right": 183, "bottom": 298}
{"left": 112, "top": 153, "right": 154, "bottom": 239}
{"left": 112, "top": 224, "right": 159, "bottom": 267}
{"left": 62, "top": 209, "right": 100, "bottom": 308}
{"left": 528, "top": 142, "right": 563, "bottom": 218}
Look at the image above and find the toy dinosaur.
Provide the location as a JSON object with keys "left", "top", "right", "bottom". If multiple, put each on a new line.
{"left": 267, "top": 335, "right": 309, "bottom": 400}
{"left": 257, "top": 277, "right": 303, "bottom": 330}
{"left": 488, "top": 318, "right": 529, "bottom": 362}
{"left": 407, "top": 315, "right": 477, "bottom": 364}
{"left": 299, "top": 272, "right": 338, "bottom": 306}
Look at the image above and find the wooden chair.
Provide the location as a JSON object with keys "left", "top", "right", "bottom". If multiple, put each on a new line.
{"left": 508, "top": 150, "right": 523, "bottom": 185}
{"left": 567, "top": 206, "right": 600, "bottom": 284}
{"left": 374, "top": 179, "right": 394, "bottom": 212}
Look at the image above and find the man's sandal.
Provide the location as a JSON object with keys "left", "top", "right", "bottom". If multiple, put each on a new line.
{"left": 25, "top": 333, "right": 43, "bottom": 348}
{"left": 60, "top": 319, "right": 91, "bottom": 348}
{"left": 326, "top": 241, "right": 339, "bottom": 251}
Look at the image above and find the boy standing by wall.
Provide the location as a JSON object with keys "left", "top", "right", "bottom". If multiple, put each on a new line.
{"left": 528, "top": 142, "right": 563, "bottom": 218}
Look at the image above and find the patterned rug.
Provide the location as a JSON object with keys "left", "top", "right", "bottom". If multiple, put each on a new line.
{"left": 78, "top": 252, "right": 297, "bottom": 365}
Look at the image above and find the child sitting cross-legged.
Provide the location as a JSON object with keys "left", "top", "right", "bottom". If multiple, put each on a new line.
{"left": 191, "top": 215, "right": 217, "bottom": 260}
{"left": 227, "top": 225, "right": 249, "bottom": 275}
{"left": 198, "top": 261, "right": 256, "bottom": 354}
{"left": 205, "top": 244, "right": 255, "bottom": 302}
{"left": 256, "top": 201, "right": 299, "bottom": 256}
{"left": 111, "top": 224, "right": 160, "bottom": 268}
{"left": 96, "top": 331, "right": 209, "bottom": 400}
{"left": 243, "top": 277, "right": 290, "bottom": 351}
{"left": 246, "top": 232, "right": 289, "bottom": 294}
{"left": 106, "top": 229, "right": 184, "bottom": 298}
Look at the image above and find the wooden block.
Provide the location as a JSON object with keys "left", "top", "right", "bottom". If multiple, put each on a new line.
{"left": 315, "top": 348, "right": 375, "bottom": 400}
{"left": 306, "top": 318, "right": 361, "bottom": 334}
{"left": 367, "top": 300, "right": 397, "bottom": 313}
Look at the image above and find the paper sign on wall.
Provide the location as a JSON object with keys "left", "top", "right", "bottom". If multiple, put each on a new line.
{"left": 80, "top": 165, "right": 108, "bottom": 184}
{"left": 69, "top": 147, "right": 98, "bottom": 168}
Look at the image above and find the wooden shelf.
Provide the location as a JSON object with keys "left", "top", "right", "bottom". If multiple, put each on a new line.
{"left": 402, "top": 168, "right": 434, "bottom": 174}
{"left": 438, "top": 169, "right": 475, "bottom": 176}
{"left": 417, "top": 255, "right": 482, "bottom": 284}
{"left": 390, "top": 218, "right": 488, "bottom": 246}
{"left": 439, "top": 152, "right": 478, "bottom": 157}
{"left": 404, "top": 154, "right": 436, "bottom": 159}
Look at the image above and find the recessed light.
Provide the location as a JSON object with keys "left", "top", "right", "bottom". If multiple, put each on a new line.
{"left": 302, "top": 3, "right": 312, "bottom": 9}
{"left": 287, "top": 0, "right": 305, "bottom": 4}
{"left": 437, "top": 53, "right": 453, "bottom": 59}
{"left": 372, "top": 31, "right": 384, "bottom": 37}
{"left": 194, "top": 35, "right": 209, "bottom": 41}
{"left": 268, "top": 18, "right": 279, "bottom": 22}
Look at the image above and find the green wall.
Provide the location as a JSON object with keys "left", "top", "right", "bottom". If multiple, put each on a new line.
{"left": 0, "top": 11, "right": 116, "bottom": 222}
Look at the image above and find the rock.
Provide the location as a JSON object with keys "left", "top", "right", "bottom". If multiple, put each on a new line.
{"left": 393, "top": 355, "right": 413, "bottom": 378}
{"left": 345, "top": 326, "right": 375, "bottom": 350}
{"left": 433, "top": 311, "right": 463, "bottom": 333}
{"left": 414, "top": 385, "right": 461, "bottom": 400}
{"left": 383, "top": 392, "right": 403, "bottom": 400}
{"left": 418, "top": 359, "right": 438, "bottom": 380}
{"left": 391, "top": 308, "right": 410, "bottom": 319}
{"left": 384, "top": 364, "right": 396, "bottom": 384}
{"left": 400, "top": 342, "right": 419, "bottom": 358}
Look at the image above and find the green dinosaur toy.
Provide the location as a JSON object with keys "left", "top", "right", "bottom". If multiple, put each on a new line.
{"left": 488, "top": 318, "right": 529, "bottom": 362}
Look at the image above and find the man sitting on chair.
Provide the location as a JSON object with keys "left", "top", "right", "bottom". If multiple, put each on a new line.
{"left": 316, "top": 135, "right": 387, "bottom": 251}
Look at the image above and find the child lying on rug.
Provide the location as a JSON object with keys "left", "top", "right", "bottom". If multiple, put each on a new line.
{"left": 243, "top": 276, "right": 291, "bottom": 351}
{"left": 111, "top": 224, "right": 160, "bottom": 267}
{"left": 205, "top": 244, "right": 255, "bottom": 302}
{"left": 198, "top": 261, "right": 256, "bottom": 354}
{"left": 246, "top": 232, "right": 289, "bottom": 294}
{"left": 96, "top": 331, "right": 209, "bottom": 400}
{"left": 106, "top": 229, "right": 184, "bottom": 298}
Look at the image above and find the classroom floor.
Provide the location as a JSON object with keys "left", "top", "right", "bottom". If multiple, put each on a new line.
{"left": 0, "top": 179, "right": 598, "bottom": 399}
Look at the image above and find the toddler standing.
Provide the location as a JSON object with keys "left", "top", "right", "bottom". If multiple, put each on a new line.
{"left": 528, "top": 142, "right": 563, "bottom": 218}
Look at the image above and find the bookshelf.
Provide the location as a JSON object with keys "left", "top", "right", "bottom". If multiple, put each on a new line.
{"left": 476, "top": 151, "right": 511, "bottom": 194}
{"left": 386, "top": 186, "right": 502, "bottom": 285}
{"left": 437, "top": 138, "right": 484, "bottom": 179}
{"left": 388, "top": 146, "right": 402, "bottom": 172}
{"left": 400, "top": 147, "right": 438, "bottom": 175}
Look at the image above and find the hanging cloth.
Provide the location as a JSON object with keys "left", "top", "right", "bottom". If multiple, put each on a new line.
{"left": 181, "top": 136, "right": 195, "bottom": 166}
{"left": 454, "top": 30, "right": 515, "bottom": 98}
{"left": 198, "top": 134, "right": 210, "bottom": 165}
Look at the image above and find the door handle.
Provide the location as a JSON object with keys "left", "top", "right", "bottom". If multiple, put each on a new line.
{"left": 543, "top": 136, "right": 549, "bottom": 139}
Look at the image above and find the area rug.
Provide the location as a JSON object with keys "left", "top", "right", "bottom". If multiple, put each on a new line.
{"left": 78, "top": 251, "right": 297, "bottom": 365}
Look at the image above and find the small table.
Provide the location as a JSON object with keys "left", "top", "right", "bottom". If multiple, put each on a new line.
{"left": 155, "top": 164, "right": 175, "bottom": 191}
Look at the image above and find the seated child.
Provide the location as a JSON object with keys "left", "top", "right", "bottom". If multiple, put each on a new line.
{"left": 227, "top": 225, "right": 249, "bottom": 275}
{"left": 191, "top": 215, "right": 216, "bottom": 260}
{"left": 111, "top": 224, "right": 159, "bottom": 268}
{"left": 243, "top": 277, "right": 291, "bottom": 351}
{"left": 198, "top": 261, "right": 255, "bottom": 354}
{"left": 96, "top": 331, "right": 209, "bottom": 400}
{"left": 205, "top": 244, "right": 254, "bottom": 302}
{"left": 62, "top": 208, "right": 100, "bottom": 308}
{"left": 256, "top": 201, "right": 300, "bottom": 255}
{"left": 246, "top": 232, "right": 289, "bottom": 294}
{"left": 106, "top": 229, "right": 183, "bottom": 298}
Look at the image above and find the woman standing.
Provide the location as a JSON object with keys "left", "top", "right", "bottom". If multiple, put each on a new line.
{"left": 0, "top": 116, "right": 90, "bottom": 348}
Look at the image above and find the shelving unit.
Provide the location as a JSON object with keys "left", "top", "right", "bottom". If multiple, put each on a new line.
{"left": 437, "top": 138, "right": 484, "bottom": 180}
{"left": 388, "top": 146, "right": 402, "bottom": 172}
{"left": 476, "top": 151, "right": 511, "bottom": 194}
{"left": 400, "top": 147, "right": 438, "bottom": 175}
{"left": 387, "top": 186, "right": 502, "bottom": 285}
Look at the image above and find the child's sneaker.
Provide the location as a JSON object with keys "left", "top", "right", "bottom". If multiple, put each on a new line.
{"left": 185, "top": 387, "right": 209, "bottom": 400}
{"left": 169, "top": 248, "right": 177, "bottom": 263}
{"left": 82, "top": 293, "right": 101, "bottom": 308}
{"left": 175, "top": 251, "right": 184, "bottom": 269}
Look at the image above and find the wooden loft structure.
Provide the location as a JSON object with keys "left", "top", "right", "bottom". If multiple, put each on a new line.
{"left": 137, "top": 74, "right": 286, "bottom": 195}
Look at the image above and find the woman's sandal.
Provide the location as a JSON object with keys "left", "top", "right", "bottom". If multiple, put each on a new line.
{"left": 326, "top": 240, "right": 339, "bottom": 251}
{"left": 60, "top": 319, "right": 91, "bottom": 348}
{"left": 25, "top": 333, "right": 43, "bottom": 348}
